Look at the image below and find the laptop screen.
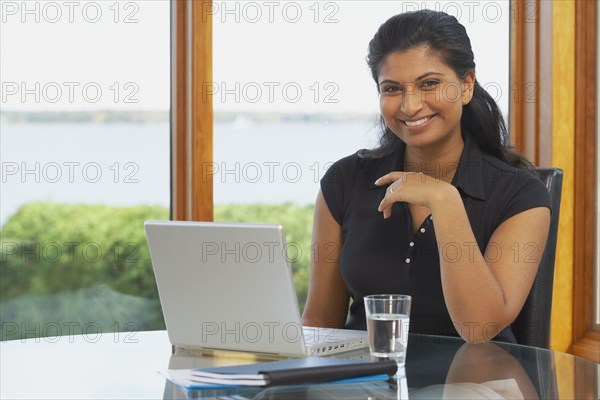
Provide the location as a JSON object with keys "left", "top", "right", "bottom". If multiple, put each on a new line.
{"left": 145, "top": 221, "right": 308, "bottom": 356}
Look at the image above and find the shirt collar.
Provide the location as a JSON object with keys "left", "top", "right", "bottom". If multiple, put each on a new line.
{"left": 452, "top": 134, "right": 486, "bottom": 201}
{"left": 383, "top": 135, "right": 486, "bottom": 201}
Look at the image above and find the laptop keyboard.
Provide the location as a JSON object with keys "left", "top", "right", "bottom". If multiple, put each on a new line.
{"left": 302, "top": 327, "right": 368, "bottom": 356}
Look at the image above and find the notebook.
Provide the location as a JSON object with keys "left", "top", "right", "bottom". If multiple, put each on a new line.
{"left": 144, "top": 220, "right": 368, "bottom": 357}
{"left": 166, "top": 357, "right": 397, "bottom": 389}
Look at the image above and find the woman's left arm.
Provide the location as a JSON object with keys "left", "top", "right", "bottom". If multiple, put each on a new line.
{"left": 376, "top": 172, "right": 551, "bottom": 343}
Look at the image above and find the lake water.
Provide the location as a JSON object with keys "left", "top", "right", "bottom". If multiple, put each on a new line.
{"left": 1, "top": 120, "right": 379, "bottom": 224}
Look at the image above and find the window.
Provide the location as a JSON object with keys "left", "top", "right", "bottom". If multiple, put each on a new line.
{"left": 1, "top": 0, "right": 170, "bottom": 341}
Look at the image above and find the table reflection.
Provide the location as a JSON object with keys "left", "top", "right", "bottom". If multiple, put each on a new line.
{"left": 409, "top": 342, "right": 538, "bottom": 399}
{"left": 164, "top": 338, "right": 551, "bottom": 399}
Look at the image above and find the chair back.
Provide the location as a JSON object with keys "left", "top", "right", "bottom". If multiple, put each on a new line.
{"left": 511, "top": 168, "right": 563, "bottom": 348}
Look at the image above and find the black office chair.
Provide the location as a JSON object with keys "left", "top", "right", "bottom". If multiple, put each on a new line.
{"left": 511, "top": 168, "right": 563, "bottom": 348}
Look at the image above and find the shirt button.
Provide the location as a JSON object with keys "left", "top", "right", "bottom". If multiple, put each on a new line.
{"left": 405, "top": 258, "right": 411, "bottom": 264}
{"left": 420, "top": 228, "right": 426, "bottom": 233}
{"left": 409, "top": 242, "right": 415, "bottom": 247}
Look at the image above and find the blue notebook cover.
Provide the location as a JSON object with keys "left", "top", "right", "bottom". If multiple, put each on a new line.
{"left": 166, "top": 357, "right": 396, "bottom": 390}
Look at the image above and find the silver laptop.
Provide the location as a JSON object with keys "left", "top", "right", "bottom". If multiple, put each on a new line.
{"left": 144, "top": 220, "right": 368, "bottom": 357}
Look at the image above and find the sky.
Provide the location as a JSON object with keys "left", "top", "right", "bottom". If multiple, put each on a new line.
{"left": 0, "top": 0, "right": 510, "bottom": 115}
{"left": 0, "top": 0, "right": 171, "bottom": 111}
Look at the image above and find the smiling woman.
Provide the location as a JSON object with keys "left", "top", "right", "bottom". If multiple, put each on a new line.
{"left": 376, "top": 47, "right": 473, "bottom": 152}
{"left": 301, "top": 9, "right": 551, "bottom": 344}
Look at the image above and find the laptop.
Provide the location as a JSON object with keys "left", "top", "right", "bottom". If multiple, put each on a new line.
{"left": 144, "top": 220, "right": 368, "bottom": 357}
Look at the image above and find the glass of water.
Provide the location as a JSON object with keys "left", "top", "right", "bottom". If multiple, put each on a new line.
{"left": 364, "top": 294, "right": 412, "bottom": 366}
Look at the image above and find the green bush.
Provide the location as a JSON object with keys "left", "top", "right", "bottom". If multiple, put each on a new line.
{"left": 0, "top": 202, "right": 170, "bottom": 340}
{"left": 1, "top": 202, "right": 169, "bottom": 299}
{"left": 0, "top": 202, "right": 314, "bottom": 341}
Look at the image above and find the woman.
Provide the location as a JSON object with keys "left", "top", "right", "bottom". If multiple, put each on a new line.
{"left": 301, "top": 10, "right": 551, "bottom": 343}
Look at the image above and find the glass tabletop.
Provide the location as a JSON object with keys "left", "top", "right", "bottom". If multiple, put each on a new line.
{"left": 1, "top": 330, "right": 597, "bottom": 399}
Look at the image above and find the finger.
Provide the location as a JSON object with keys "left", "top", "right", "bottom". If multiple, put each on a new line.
{"left": 378, "top": 196, "right": 391, "bottom": 212}
{"left": 382, "top": 204, "right": 392, "bottom": 219}
{"left": 378, "top": 199, "right": 393, "bottom": 219}
{"left": 374, "top": 172, "right": 404, "bottom": 186}
{"left": 384, "top": 208, "right": 392, "bottom": 219}
{"left": 378, "top": 192, "right": 395, "bottom": 215}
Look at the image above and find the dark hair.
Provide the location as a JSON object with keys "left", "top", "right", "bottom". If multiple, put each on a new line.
{"left": 363, "top": 9, "right": 532, "bottom": 169}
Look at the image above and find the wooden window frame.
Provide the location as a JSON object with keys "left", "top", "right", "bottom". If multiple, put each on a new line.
{"left": 171, "top": 0, "right": 213, "bottom": 222}
{"left": 511, "top": 0, "right": 599, "bottom": 361}
{"left": 570, "top": 0, "right": 599, "bottom": 361}
{"left": 509, "top": 0, "right": 553, "bottom": 165}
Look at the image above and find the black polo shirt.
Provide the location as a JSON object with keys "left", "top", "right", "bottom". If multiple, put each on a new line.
{"left": 320, "top": 135, "right": 551, "bottom": 342}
